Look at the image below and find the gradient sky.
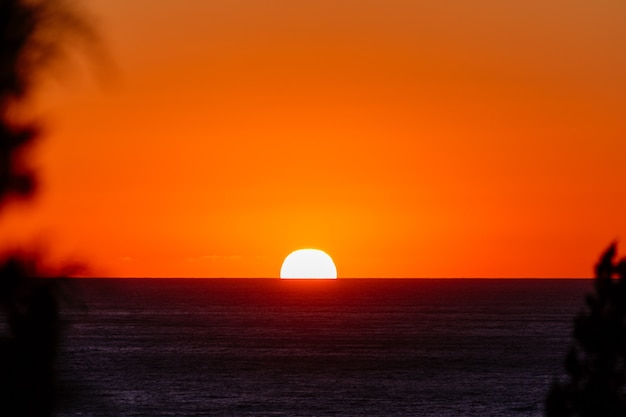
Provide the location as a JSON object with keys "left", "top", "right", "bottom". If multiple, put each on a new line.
{"left": 1, "top": 0, "right": 625, "bottom": 277}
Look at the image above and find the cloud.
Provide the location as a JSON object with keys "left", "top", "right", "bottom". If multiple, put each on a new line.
{"left": 187, "top": 255, "right": 244, "bottom": 262}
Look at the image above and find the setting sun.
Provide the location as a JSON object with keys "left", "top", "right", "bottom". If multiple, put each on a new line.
{"left": 280, "top": 249, "right": 337, "bottom": 279}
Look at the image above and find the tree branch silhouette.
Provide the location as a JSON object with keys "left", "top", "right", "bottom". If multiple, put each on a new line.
{"left": 546, "top": 243, "right": 626, "bottom": 417}
{"left": 0, "top": 1, "right": 96, "bottom": 416}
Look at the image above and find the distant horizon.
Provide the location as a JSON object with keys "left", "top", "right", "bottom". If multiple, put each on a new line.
{"left": 68, "top": 276, "right": 595, "bottom": 280}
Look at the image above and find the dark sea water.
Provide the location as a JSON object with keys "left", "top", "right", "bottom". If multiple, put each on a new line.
{"left": 57, "top": 279, "right": 590, "bottom": 417}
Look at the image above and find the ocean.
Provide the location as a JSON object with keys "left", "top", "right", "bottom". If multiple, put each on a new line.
{"left": 56, "top": 278, "right": 590, "bottom": 417}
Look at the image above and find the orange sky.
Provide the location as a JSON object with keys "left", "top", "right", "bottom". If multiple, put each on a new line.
{"left": 1, "top": 0, "right": 625, "bottom": 277}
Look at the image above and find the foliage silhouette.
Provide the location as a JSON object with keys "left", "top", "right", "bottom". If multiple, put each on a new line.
{"left": 546, "top": 243, "right": 626, "bottom": 417}
{"left": 0, "top": 0, "right": 95, "bottom": 206}
{"left": 0, "top": 254, "right": 67, "bottom": 417}
{"left": 0, "top": 0, "right": 95, "bottom": 415}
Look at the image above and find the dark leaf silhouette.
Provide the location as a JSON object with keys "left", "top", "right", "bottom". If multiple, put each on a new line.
{"left": 0, "top": 254, "right": 62, "bottom": 417}
{"left": 546, "top": 243, "right": 626, "bottom": 417}
{"left": 0, "top": 1, "right": 96, "bottom": 415}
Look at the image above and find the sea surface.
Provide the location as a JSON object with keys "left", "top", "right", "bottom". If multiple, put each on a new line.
{"left": 57, "top": 278, "right": 590, "bottom": 417}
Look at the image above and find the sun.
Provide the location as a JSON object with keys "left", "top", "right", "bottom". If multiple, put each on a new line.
{"left": 280, "top": 249, "right": 337, "bottom": 279}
